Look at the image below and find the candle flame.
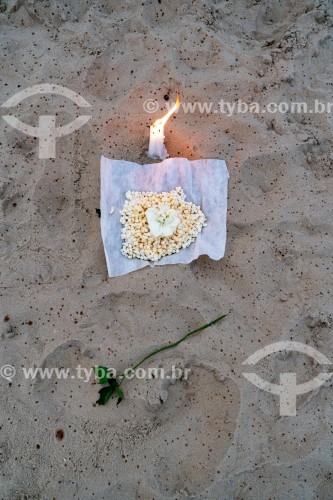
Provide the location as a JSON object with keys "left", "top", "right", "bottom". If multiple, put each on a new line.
{"left": 153, "top": 94, "right": 180, "bottom": 128}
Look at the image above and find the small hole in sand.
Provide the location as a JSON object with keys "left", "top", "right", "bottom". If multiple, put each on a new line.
{"left": 55, "top": 429, "right": 64, "bottom": 440}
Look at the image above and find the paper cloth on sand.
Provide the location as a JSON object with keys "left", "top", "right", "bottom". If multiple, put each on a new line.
{"left": 100, "top": 156, "right": 229, "bottom": 278}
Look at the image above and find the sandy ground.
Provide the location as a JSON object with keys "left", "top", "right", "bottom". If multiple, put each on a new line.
{"left": 1, "top": 0, "right": 333, "bottom": 498}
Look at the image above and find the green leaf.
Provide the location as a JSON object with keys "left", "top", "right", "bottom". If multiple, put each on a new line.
{"left": 96, "top": 385, "right": 116, "bottom": 405}
{"left": 107, "top": 378, "right": 118, "bottom": 389}
{"left": 93, "top": 365, "right": 110, "bottom": 384}
{"left": 96, "top": 378, "right": 124, "bottom": 405}
{"left": 115, "top": 385, "right": 124, "bottom": 405}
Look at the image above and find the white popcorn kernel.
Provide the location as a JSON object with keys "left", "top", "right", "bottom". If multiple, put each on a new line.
{"left": 120, "top": 187, "right": 206, "bottom": 262}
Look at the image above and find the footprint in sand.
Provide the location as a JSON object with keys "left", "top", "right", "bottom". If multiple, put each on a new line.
{"left": 120, "top": 365, "right": 241, "bottom": 496}
{"left": 31, "top": 340, "right": 96, "bottom": 416}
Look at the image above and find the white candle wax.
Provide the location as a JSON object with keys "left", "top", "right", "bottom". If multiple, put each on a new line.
{"left": 148, "top": 122, "right": 167, "bottom": 160}
{"left": 147, "top": 95, "right": 180, "bottom": 161}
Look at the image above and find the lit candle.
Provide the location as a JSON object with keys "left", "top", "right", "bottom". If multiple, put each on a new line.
{"left": 147, "top": 95, "right": 180, "bottom": 160}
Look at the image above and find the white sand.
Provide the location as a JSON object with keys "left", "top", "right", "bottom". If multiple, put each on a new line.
{"left": 1, "top": 0, "right": 333, "bottom": 498}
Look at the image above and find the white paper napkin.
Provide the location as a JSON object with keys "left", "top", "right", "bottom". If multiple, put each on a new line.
{"left": 100, "top": 156, "right": 229, "bottom": 277}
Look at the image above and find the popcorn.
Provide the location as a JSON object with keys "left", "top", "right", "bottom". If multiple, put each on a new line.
{"left": 120, "top": 187, "right": 206, "bottom": 261}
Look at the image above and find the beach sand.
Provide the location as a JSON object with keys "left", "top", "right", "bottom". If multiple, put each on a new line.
{"left": 1, "top": 0, "right": 333, "bottom": 498}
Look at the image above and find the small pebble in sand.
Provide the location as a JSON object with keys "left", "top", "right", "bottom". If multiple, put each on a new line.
{"left": 55, "top": 429, "right": 64, "bottom": 441}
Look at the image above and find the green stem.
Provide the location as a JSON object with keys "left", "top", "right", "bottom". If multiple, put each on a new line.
{"left": 118, "top": 313, "right": 227, "bottom": 380}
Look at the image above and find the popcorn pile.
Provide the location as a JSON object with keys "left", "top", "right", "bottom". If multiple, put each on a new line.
{"left": 120, "top": 187, "right": 207, "bottom": 261}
